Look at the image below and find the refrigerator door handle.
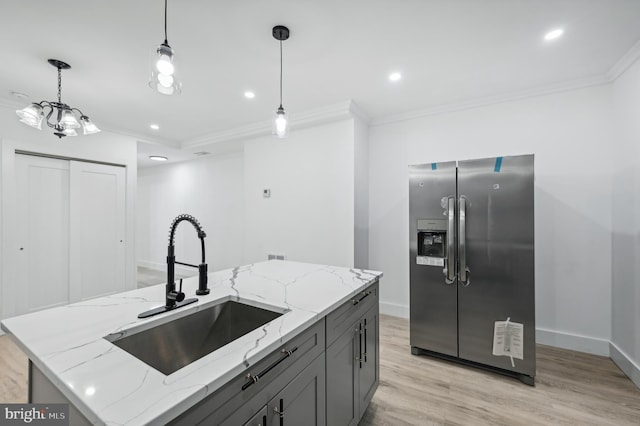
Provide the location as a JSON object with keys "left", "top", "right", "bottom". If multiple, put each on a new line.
{"left": 459, "top": 196, "right": 470, "bottom": 286}
{"left": 444, "top": 196, "right": 456, "bottom": 284}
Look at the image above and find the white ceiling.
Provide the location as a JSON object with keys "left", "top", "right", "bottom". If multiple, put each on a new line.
{"left": 3, "top": 1, "right": 640, "bottom": 154}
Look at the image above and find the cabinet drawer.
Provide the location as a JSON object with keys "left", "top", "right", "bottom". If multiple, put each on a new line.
{"left": 170, "top": 319, "right": 325, "bottom": 425}
{"left": 326, "top": 281, "right": 378, "bottom": 347}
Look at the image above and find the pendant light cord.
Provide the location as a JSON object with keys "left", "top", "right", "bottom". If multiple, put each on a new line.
{"left": 164, "top": 0, "right": 168, "bottom": 44}
{"left": 279, "top": 40, "right": 283, "bottom": 107}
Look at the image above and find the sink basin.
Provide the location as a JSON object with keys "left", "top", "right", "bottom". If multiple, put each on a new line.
{"left": 106, "top": 300, "right": 284, "bottom": 375}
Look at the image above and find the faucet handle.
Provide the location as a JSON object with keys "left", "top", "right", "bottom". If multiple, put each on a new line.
{"left": 167, "top": 279, "right": 186, "bottom": 303}
{"left": 176, "top": 279, "right": 185, "bottom": 302}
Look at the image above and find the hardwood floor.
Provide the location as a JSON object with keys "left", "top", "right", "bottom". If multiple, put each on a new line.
{"left": 1, "top": 315, "right": 638, "bottom": 425}
{"left": 362, "top": 315, "right": 640, "bottom": 426}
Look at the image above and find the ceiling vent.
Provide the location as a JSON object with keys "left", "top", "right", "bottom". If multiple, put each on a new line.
{"left": 193, "top": 151, "right": 211, "bottom": 156}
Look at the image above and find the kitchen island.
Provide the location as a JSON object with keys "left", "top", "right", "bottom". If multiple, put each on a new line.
{"left": 1, "top": 260, "right": 382, "bottom": 425}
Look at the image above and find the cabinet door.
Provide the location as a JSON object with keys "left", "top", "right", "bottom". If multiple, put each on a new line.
{"left": 268, "top": 354, "right": 325, "bottom": 426}
{"left": 243, "top": 406, "right": 268, "bottom": 426}
{"left": 326, "top": 322, "right": 359, "bottom": 426}
{"left": 358, "top": 304, "right": 379, "bottom": 418}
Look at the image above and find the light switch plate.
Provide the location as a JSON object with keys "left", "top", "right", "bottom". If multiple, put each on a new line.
{"left": 263, "top": 189, "right": 271, "bottom": 198}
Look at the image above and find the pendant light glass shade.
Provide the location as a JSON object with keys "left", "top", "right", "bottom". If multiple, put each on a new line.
{"left": 273, "top": 105, "right": 288, "bottom": 138}
{"left": 80, "top": 116, "right": 100, "bottom": 135}
{"left": 60, "top": 109, "right": 81, "bottom": 129}
{"left": 16, "top": 103, "right": 44, "bottom": 129}
{"left": 149, "top": 43, "right": 182, "bottom": 95}
{"left": 62, "top": 128, "right": 78, "bottom": 137}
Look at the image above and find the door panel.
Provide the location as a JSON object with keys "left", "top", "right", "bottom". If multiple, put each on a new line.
{"left": 358, "top": 305, "right": 379, "bottom": 418}
{"left": 409, "top": 162, "right": 458, "bottom": 356}
{"left": 70, "top": 162, "right": 126, "bottom": 301}
{"left": 268, "top": 354, "right": 325, "bottom": 426}
{"left": 16, "top": 155, "right": 70, "bottom": 314}
{"left": 326, "top": 325, "right": 358, "bottom": 426}
{"left": 457, "top": 155, "right": 535, "bottom": 376}
{"left": 243, "top": 406, "right": 267, "bottom": 426}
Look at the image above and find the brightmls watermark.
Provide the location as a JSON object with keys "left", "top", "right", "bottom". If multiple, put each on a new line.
{"left": 0, "top": 404, "right": 68, "bottom": 425}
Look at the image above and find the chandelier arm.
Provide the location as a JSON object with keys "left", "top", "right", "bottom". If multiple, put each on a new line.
{"left": 44, "top": 106, "right": 56, "bottom": 129}
{"left": 70, "top": 107, "right": 85, "bottom": 116}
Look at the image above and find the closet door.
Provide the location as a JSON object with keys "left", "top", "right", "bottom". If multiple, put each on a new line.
{"left": 15, "top": 155, "right": 70, "bottom": 313}
{"left": 69, "top": 162, "right": 126, "bottom": 301}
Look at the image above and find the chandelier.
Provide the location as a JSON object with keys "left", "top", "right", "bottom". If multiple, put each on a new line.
{"left": 16, "top": 59, "right": 100, "bottom": 139}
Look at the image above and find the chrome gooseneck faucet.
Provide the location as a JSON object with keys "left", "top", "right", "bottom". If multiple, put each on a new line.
{"left": 138, "top": 214, "right": 210, "bottom": 319}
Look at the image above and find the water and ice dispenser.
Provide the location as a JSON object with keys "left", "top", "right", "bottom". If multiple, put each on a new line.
{"left": 416, "top": 219, "right": 447, "bottom": 267}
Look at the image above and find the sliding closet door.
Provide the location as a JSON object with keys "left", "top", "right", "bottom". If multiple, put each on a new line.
{"left": 15, "top": 155, "right": 70, "bottom": 313}
{"left": 69, "top": 162, "right": 126, "bottom": 301}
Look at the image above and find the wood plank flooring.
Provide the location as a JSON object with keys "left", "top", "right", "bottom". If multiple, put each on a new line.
{"left": 1, "top": 315, "right": 638, "bottom": 425}
{"left": 362, "top": 315, "right": 640, "bottom": 426}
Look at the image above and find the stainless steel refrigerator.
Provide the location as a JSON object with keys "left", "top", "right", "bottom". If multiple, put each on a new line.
{"left": 409, "top": 154, "right": 535, "bottom": 385}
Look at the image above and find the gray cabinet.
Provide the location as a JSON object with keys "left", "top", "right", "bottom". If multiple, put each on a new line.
{"left": 267, "top": 353, "right": 326, "bottom": 425}
{"left": 326, "top": 282, "right": 379, "bottom": 425}
{"left": 239, "top": 353, "right": 325, "bottom": 426}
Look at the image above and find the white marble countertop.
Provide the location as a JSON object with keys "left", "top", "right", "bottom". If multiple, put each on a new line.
{"left": 1, "top": 260, "right": 382, "bottom": 425}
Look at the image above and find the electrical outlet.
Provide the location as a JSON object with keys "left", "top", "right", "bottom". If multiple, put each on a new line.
{"left": 268, "top": 254, "right": 285, "bottom": 261}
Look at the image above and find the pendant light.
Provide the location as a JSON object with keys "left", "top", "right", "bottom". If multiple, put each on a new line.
{"left": 272, "top": 25, "right": 290, "bottom": 138}
{"left": 149, "top": 0, "right": 182, "bottom": 95}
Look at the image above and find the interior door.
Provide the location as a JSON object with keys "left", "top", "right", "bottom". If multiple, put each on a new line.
{"left": 457, "top": 155, "right": 535, "bottom": 376}
{"left": 409, "top": 161, "right": 458, "bottom": 356}
{"left": 69, "top": 161, "right": 126, "bottom": 301}
{"left": 15, "top": 155, "right": 70, "bottom": 314}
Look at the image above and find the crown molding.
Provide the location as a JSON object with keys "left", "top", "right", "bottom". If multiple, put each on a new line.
{"left": 182, "top": 100, "right": 364, "bottom": 149}
{"left": 370, "top": 75, "right": 611, "bottom": 127}
{"left": 607, "top": 38, "right": 640, "bottom": 81}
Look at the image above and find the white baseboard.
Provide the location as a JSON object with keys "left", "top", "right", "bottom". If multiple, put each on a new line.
{"left": 610, "top": 341, "right": 640, "bottom": 390}
{"left": 137, "top": 260, "right": 195, "bottom": 277}
{"left": 379, "top": 301, "right": 409, "bottom": 318}
{"left": 535, "top": 327, "right": 610, "bottom": 356}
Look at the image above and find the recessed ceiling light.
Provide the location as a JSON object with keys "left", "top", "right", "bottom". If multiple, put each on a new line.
{"left": 389, "top": 72, "right": 402, "bottom": 82}
{"left": 150, "top": 124, "right": 159, "bottom": 130}
{"left": 149, "top": 156, "right": 168, "bottom": 161}
{"left": 544, "top": 29, "right": 564, "bottom": 41}
{"left": 244, "top": 91, "right": 255, "bottom": 99}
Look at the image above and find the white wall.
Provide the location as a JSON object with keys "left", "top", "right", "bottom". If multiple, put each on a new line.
{"left": 611, "top": 58, "right": 640, "bottom": 387}
{"left": 368, "top": 85, "right": 614, "bottom": 355}
{"left": 354, "top": 116, "right": 370, "bottom": 269}
{"left": 137, "top": 152, "right": 244, "bottom": 273}
{"left": 0, "top": 105, "right": 138, "bottom": 324}
{"left": 243, "top": 119, "right": 355, "bottom": 267}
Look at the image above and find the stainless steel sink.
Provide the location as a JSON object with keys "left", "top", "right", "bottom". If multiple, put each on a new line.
{"left": 106, "top": 300, "right": 284, "bottom": 375}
